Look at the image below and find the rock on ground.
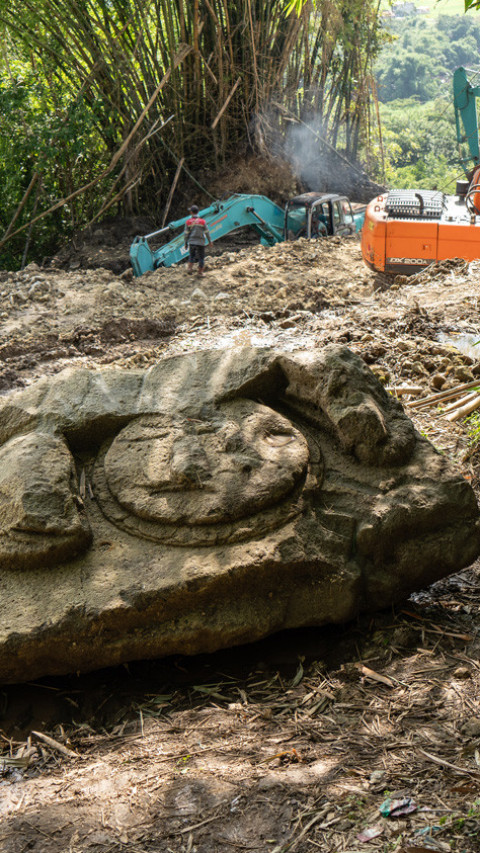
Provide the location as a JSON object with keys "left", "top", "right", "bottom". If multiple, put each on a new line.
{"left": 0, "top": 346, "right": 478, "bottom": 683}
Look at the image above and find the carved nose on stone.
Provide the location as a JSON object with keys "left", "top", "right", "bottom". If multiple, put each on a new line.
{"left": 170, "top": 438, "right": 211, "bottom": 487}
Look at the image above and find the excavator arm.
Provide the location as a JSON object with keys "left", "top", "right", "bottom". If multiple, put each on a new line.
{"left": 453, "top": 66, "right": 480, "bottom": 175}
{"left": 130, "top": 194, "right": 285, "bottom": 277}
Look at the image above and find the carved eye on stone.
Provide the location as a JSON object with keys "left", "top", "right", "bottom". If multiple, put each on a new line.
{"left": 263, "top": 431, "right": 296, "bottom": 447}
{"left": 93, "top": 400, "right": 318, "bottom": 546}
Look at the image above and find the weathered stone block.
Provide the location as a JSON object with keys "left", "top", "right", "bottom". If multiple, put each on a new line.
{"left": 0, "top": 346, "right": 478, "bottom": 683}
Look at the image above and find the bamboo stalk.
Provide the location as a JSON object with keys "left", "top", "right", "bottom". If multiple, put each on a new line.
{"left": 199, "top": 51, "right": 218, "bottom": 86}
{"left": 445, "top": 395, "right": 480, "bottom": 422}
{"left": 21, "top": 177, "right": 42, "bottom": 269}
{"left": 108, "top": 43, "right": 192, "bottom": 172}
{"left": 161, "top": 157, "right": 184, "bottom": 227}
{"left": 442, "top": 392, "right": 479, "bottom": 415}
{"left": 386, "top": 385, "right": 423, "bottom": 397}
{"left": 410, "top": 380, "right": 480, "bottom": 409}
{"left": 88, "top": 176, "right": 141, "bottom": 226}
{"left": 370, "top": 74, "right": 385, "bottom": 183}
{"left": 1, "top": 173, "right": 40, "bottom": 243}
{"left": 88, "top": 114, "right": 174, "bottom": 223}
{"left": 211, "top": 77, "right": 241, "bottom": 129}
{"left": 246, "top": 0, "right": 259, "bottom": 112}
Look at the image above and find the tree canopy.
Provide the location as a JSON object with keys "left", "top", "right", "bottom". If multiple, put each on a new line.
{"left": 376, "top": 14, "right": 480, "bottom": 103}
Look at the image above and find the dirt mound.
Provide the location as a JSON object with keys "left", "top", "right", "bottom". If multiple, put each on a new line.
{"left": 206, "top": 154, "right": 300, "bottom": 205}
{"left": 2, "top": 236, "right": 480, "bottom": 405}
{"left": 205, "top": 152, "right": 383, "bottom": 206}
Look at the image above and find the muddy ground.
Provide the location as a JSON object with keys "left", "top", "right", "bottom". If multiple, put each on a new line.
{"left": 1, "top": 232, "right": 480, "bottom": 853}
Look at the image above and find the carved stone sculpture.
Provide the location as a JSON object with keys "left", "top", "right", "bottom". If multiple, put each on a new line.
{"left": 0, "top": 346, "right": 478, "bottom": 683}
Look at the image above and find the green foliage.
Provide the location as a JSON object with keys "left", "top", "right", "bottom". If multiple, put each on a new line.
{"left": 376, "top": 14, "right": 480, "bottom": 102}
{"left": 0, "top": 64, "right": 112, "bottom": 268}
{"left": 465, "top": 409, "right": 480, "bottom": 445}
{"left": 372, "top": 13, "right": 480, "bottom": 191}
{"left": 377, "top": 50, "right": 441, "bottom": 102}
{"left": 371, "top": 97, "right": 460, "bottom": 190}
{"left": 284, "top": 0, "right": 303, "bottom": 15}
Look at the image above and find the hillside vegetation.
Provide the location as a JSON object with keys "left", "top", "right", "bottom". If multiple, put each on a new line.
{"left": 374, "top": 12, "right": 480, "bottom": 189}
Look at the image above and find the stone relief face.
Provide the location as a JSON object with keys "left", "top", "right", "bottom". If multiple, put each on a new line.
{"left": 94, "top": 401, "right": 322, "bottom": 546}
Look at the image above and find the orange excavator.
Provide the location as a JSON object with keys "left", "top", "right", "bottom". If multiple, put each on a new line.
{"left": 362, "top": 67, "right": 480, "bottom": 275}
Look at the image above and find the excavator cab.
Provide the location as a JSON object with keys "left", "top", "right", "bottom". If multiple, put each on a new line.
{"left": 284, "top": 193, "right": 358, "bottom": 240}
{"left": 361, "top": 66, "right": 480, "bottom": 276}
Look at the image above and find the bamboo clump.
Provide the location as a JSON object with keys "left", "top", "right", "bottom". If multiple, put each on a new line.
{"left": 0, "top": 0, "right": 382, "bottom": 246}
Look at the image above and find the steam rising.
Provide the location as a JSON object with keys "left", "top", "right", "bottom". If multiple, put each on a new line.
{"left": 282, "top": 115, "right": 384, "bottom": 202}
{"left": 284, "top": 116, "right": 333, "bottom": 191}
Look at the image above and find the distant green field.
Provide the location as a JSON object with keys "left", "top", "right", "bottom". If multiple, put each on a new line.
{"left": 421, "top": 0, "right": 469, "bottom": 15}
{"left": 382, "top": 0, "right": 466, "bottom": 16}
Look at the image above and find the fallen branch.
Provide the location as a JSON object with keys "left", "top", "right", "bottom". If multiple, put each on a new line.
{"left": 355, "top": 663, "right": 395, "bottom": 688}
{"left": 211, "top": 77, "right": 241, "bottom": 130}
{"left": 31, "top": 730, "right": 79, "bottom": 758}
{"left": 0, "top": 172, "right": 111, "bottom": 251}
{"left": 88, "top": 114, "right": 174, "bottom": 225}
{"left": 179, "top": 813, "right": 221, "bottom": 834}
{"left": 88, "top": 175, "right": 141, "bottom": 227}
{"left": 109, "top": 43, "right": 191, "bottom": 172}
{"left": 162, "top": 157, "right": 185, "bottom": 227}
{"left": 1, "top": 172, "right": 40, "bottom": 243}
{"left": 271, "top": 807, "right": 329, "bottom": 853}
{"left": 442, "top": 392, "right": 479, "bottom": 415}
{"left": 386, "top": 385, "right": 423, "bottom": 396}
{"left": 419, "top": 748, "right": 480, "bottom": 778}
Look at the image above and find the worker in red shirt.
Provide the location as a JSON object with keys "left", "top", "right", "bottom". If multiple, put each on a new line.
{"left": 184, "top": 205, "right": 213, "bottom": 276}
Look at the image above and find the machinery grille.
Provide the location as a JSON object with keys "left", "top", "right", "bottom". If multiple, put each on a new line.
{"left": 385, "top": 190, "right": 445, "bottom": 220}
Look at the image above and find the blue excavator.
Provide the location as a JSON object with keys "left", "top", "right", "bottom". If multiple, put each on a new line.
{"left": 130, "top": 191, "right": 365, "bottom": 277}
